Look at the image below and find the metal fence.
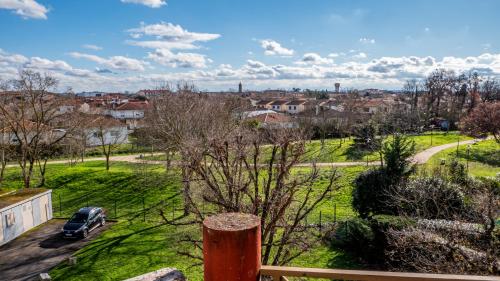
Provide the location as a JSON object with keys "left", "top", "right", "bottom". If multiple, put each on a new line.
{"left": 52, "top": 193, "right": 356, "bottom": 227}
{"left": 52, "top": 193, "right": 183, "bottom": 223}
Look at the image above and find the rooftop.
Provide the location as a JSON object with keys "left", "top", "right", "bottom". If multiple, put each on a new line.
{"left": 0, "top": 188, "right": 49, "bottom": 209}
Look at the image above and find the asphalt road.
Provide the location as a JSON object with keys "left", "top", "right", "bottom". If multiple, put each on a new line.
{"left": 0, "top": 219, "right": 112, "bottom": 281}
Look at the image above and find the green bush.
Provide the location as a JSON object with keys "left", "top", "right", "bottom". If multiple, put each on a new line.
{"left": 352, "top": 169, "right": 395, "bottom": 218}
{"left": 332, "top": 215, "right": 415, "bottom": 265}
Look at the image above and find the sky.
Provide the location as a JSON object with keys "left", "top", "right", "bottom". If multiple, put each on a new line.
{"left": 0, "top": 0, "right": 499, "bottom": 92}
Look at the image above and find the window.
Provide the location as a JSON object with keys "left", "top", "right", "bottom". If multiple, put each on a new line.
{"left": 110, "top": 130, "right": 120, "bottom": 137}
{"left": 5, "top": 212, "right": 15, "bottom": 227}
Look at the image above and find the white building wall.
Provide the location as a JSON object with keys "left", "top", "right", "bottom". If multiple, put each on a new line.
{"left": 0, "top": 190, "right": 52, "bottom": 246}
{"left": 85, "top": 126, "right": 129, "bottom": 146}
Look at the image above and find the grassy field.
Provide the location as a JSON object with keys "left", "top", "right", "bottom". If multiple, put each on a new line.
{"left": 1, "top": 161, "right": 364, "bottom": 280}
{"left": 425, "top": 139, "right": 500, "bottom": 177}
{"left": 141, "top": 131, "right": 472, "bottom": 163}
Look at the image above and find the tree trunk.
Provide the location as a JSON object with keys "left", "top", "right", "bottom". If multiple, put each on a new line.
{"left": 105, "top": 154, "right": 110, "bottom": 170}
{"left": 0, "top": 149, "right": 5, "bottom": 188}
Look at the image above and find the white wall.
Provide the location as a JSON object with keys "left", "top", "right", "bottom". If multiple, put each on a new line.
{"left": 85, "top": 126, "right": 129, "bottom": 146}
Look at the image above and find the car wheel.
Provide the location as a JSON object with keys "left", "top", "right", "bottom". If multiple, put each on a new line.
{"left": 100, "top": 218, "right": 106, "bottom": 227}
{"left": 82, "top": 229, "right": 88, "bottom": 239}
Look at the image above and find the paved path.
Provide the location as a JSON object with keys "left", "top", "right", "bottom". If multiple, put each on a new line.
{"left": 6, "top": 139, "right": 485, "bottom": 169}
{"left": 0, "top": 219, "right": 112, "bottom": 281}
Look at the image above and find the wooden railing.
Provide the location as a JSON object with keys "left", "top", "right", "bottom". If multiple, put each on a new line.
{"left": 261, "top": 266, "right": 500, "bottom": 281}
{"left": 202, "top": 213, "right": 499, "bottom": 281}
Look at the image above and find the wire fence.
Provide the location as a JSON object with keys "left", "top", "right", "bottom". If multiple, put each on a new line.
{"left": 52, "top": 192, "right": 184, "bottom": 223}
{"left": 52, "top": 192, "right": 356, "bottom": 228}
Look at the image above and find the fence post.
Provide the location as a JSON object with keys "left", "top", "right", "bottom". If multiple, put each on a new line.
{"left": 319, "top": 211, "right": 322, "bottom": 231}
{"left": 142, "top": 197, "right": 146, "bottom": 222}
{"left": 203, "top": 213, "right": 261, "bottom": 281}
{"left": 59, "top": 194, "right": 62, "bottom": 217}
{"left": 334, "top": 204, "right": 337, "bottom": 223}
{"left": 172, "top": 200, "right": 175, "bottom": 220}
{"left": 114, "top": 200, "right": 117, "bottom": 218}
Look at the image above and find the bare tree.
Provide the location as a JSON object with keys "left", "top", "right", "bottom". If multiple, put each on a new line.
{"left": 460, "top": 101, "right": 500, "bottom": 143}
{"left": 0, "top": 70, "right": 72, "bottom": 188}
{"left": 145, "top": 83, "right": 244, "bottom": 214}
{"left": 163, "top": 124, "right": 340, "bottom": 266}
{"left": 90, "top": 116, "right": 128, "bottom": 170}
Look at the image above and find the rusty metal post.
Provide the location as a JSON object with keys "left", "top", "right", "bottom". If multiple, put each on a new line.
{"left": 203, "top": 213, "right": 261, "bottom": 281}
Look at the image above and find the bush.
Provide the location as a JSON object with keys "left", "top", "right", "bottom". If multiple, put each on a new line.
{"left": 352, "top": 134, "right": 416, "bottom": 218}
{"left": 332, "top": 215, "right": 415, "bottom": 265}
{"left": 393, "top": 177, "right": 468, "bottom": 220}
{"left": 352, "top": 169, "right": 395, "bottom": 218}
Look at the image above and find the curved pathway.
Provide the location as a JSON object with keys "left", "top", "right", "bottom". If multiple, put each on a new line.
{"left": 5, "top": 138, "right": 486, "bottom": 169}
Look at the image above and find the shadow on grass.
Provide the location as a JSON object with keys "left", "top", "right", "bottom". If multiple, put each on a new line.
{"left": 457, "top": 148, "right": 500, "bottom": 166}
{"left": 344, "top": 145, "right": 372, "bottom": 161}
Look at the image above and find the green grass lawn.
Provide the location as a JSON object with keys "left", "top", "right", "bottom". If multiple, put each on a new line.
{"left": 1, "top": 161, "right": 365, "bottom": 280}
{"left": 141, "top": 131, "right": 471, "bottom": 163}
{"left": 425, "top": 139, "right": 500, "bottom": 177}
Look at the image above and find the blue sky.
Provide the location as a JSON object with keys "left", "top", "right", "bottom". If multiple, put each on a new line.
{"left": 0, "top": 0, "right": 499, "bottom": 92}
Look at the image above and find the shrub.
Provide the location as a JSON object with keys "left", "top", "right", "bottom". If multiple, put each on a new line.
{"left": 352, "top": 169, "right": 395, "bottom": 218}
{"left": 392, "top": 177, "right": 468, "bottom": 220}
{"left": 352, "top": 134, "right": 416, "bottom": 218}
{"left": 332, "top": 215, "right": 415, "bottom": 265}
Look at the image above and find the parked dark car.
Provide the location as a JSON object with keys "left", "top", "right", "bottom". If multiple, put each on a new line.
{"left": 62, "top": 207, "right": 106, "bottom": 238}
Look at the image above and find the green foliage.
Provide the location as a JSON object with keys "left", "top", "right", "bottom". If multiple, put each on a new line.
{"left": 352, "top": 169, "right": 394, "bottom": 218}
{"left": 382, "top": 134, "right": 416, "bottom": 178}
{"left": 448, "top": 159, "right": 469, "bottom": 185}
{"left": 331, "top": 215, "right": 415, "bottom": 265}
{"left": 352, "top": 122, "right": 381, "bottom": 150}
{"left": 352, "top": 134, "right": 416, "bottom": 218}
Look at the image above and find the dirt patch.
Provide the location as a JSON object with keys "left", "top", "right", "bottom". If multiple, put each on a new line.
{"left": 0, "top": 219, "right": 113, "bottom": 281}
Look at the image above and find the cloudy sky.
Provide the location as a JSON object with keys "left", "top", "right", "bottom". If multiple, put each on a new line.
{"left": 0, "top": 0, "right": 499, "bottom": 92}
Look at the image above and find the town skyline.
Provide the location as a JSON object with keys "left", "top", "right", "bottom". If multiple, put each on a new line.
{"left": 1, "top": 0, "right": 500, "bottom": 92}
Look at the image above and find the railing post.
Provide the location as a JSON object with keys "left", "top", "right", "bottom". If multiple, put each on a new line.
{"left": 203, "top": 213, "right": 261, "bottom": 281}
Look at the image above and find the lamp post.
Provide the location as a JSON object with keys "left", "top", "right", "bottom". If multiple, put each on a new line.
{"left": 429, "top": 125, "right": 435, "bottom": 146}
{"left": 366, "top": 138, "right": 371, "bottom": 166}
{"left": 466, "top": 145, "right": 471, "bottom": 174}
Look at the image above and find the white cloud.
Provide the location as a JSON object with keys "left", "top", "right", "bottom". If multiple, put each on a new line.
{"left": 82, "top": 44, "right": 103, "bottom": 51}
{"left": 147, "top": 49, "right": 210, "bottom": 68}
{"left": 0, "top": 0, "right": 48, "bottom": 19}
{"left": 126, "top": 40, "right": 198, "bottom": 50}
{"left": 69, "top": 52, "right": 148, "bottom": 72}
{"left": 359, "top": 37, "right": 376, "bottom": 44}
{"left": 127, "top": 22, "right": 220, "bottom": 45}
{"left": 2, "top": 48, "right": 500, "bottom": 92}
{"left": 352, "top": 52, "right": 368, "bottom": 59}
{"left": 260, "top": 39, "right": 294, "bottom": 56}
{"left": 121, "top": 0, "right": 166, "bottom": 8}
{"left": 296, "top": 53, "right": 334, "bottom": 65}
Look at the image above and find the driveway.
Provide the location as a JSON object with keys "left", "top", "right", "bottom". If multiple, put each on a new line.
{"left": 0, "top": 219, "right": 112, "bottom": 281}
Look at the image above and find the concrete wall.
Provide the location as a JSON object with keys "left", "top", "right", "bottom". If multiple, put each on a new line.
{"left": 0, "top": 190, "right": 52, "bottom": 246}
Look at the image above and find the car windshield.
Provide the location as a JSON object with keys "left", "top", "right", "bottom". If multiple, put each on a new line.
{"left": 69, "top": 212, "right": 88, "bottom": 223}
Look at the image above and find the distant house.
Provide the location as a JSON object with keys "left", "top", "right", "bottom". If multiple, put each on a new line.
{"left": 105, "top": 101, "right": 149, "bottom": 130}
{"left": 85, "top": 117, "right": 129, "bottom": 146}
{"left": 76, "top": 91, "right": 107, "bottom": 98}
{"left": 286, "top": 100, "right": 308, "bottom": 114}
{"left": 247, "top": 112, "right": 297, "bottom": 129}
{"left": 137, "top": 89, "right": 170, "bottom": 99}
{"left": 255, "top": 100, "right": 273, "bottom": 110}
{"left": 270, "top": 100, "right": 289, "bottom": 112}
{"left": 58, "top": 99, "right": 90, "bottom": 114}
